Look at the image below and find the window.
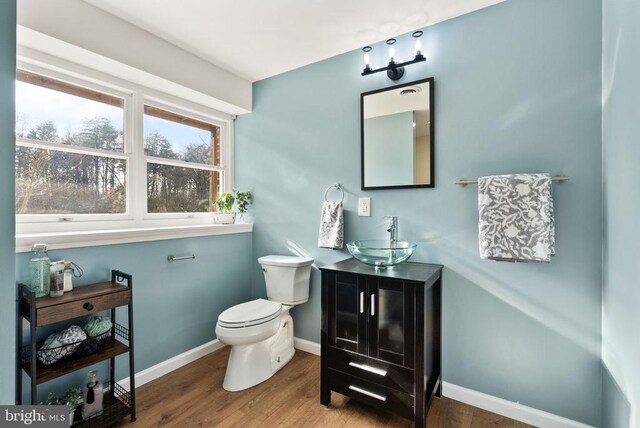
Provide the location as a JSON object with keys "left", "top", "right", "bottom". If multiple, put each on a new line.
{"left": 15, "top": 68, "right": 233, "bottom": 240}
{"left": 16, "top": 70, "right": 127, "bottom": 216}
{"left": 143, "top": 106, "right": 223, "bottom": 213}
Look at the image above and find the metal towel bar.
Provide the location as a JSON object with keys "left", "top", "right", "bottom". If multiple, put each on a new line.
{"left": 167, "top": 254, "right": 196, "bottom": 262}
{"left": 455, "top": 176, "right": 569, "bottom": 186}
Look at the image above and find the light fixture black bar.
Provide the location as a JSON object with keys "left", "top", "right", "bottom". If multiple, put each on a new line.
{"left": 361, "top": 55, "right": 426, "bottom": 77}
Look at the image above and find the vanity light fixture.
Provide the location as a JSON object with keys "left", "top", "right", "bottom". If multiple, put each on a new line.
{"left": 361, "top": 31, "right": 426, "bottom": 81}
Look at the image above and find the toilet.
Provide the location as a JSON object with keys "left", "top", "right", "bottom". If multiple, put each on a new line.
{"left": 215, "top": 255, "right": 314, "bottom": 391}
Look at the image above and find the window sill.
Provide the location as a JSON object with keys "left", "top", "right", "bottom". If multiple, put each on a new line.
{"left": 16, "top": 223, "right": 253, "bottom": 253}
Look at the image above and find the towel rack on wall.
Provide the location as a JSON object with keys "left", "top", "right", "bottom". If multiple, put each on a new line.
{"left": 324, "top": 183, "right": 345, "bottom": 203}
{"left": 167, "top": 254, "right": 196, "bottom": 262}
{"left": 455, "top": 176, "right": 570, "bottom": 187}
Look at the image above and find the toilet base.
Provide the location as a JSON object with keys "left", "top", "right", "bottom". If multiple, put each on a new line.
{"left": 222, "top": 312, "right": 295, "bottom": 392}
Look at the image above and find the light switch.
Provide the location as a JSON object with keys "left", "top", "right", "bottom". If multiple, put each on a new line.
{"left": 358, "top": 197, "right": 371, "bottom": 216}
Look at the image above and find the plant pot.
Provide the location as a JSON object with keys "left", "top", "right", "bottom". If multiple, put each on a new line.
{"left": 213, "top": 212, "right": 236, "bottom": 224}
{"left": 69, "top": 411, "right": 74, "bottom": 426}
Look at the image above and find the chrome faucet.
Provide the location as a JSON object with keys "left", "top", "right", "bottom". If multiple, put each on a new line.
{"left": 385, "top": 216, "right": 398, "bottom": 243}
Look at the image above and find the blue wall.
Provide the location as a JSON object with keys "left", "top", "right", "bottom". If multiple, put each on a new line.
{"left": 601, "top": 0, "right": 640, "bottom": 426}
{"left": 235, "top": 0, "right": 602, "bottom": 424}
{"left": 15, "top": 233, "right": 253, "bottom": 401}
{"left": 0, "top": 0, "right": 16, "bottom": 404}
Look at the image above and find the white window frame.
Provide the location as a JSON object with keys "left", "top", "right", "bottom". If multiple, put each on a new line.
{"left": 15, "top": 58, "right": 242, "bottom": 250}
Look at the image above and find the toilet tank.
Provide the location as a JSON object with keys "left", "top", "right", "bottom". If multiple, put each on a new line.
{"left": 258, "top": 255, "right": 314, "bottom": 305}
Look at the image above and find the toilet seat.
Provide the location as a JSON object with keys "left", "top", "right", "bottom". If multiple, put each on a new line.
{"left": 218, "top": 298, "right": 282, "bottom": 328}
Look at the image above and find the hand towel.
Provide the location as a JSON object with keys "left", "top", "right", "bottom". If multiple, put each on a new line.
{"left": 478, "top": 173, "right": 555, "bottom": 262}
{"left": 318, "top": 201, "right": 344, "bottom": 249}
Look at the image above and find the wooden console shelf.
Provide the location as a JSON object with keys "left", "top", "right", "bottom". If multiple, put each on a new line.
{"left": 16, "top": 270, "right": 136, "bottom": 427}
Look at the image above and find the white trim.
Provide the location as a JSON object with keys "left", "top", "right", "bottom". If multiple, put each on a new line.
{"left": 442, "top": 382, "right": 596, "bottom": 428}
{"left": 15, "top": 223, "right": 252, "bottom": 252}
{"left": 17, "top": 137, "right": 130, "bottom": 159}
{"left": 118, "top": 339, "right": 226, "bottom": 392}
{"left": 144, "top": 156, "right": 224, "bottom": 172}
{"left": 294, "top": 337, "right": 322, "bottom": 356}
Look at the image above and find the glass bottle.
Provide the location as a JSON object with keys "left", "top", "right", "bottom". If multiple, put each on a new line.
{"left": 49, "top": 260, "right": 65, "bottom": 297}
{"left": 63, "top": 261, "right": 74, "bottom": 292}
{"left": 82, "top": 370, "right": 104, "bottom": 419}
{"left": 29, "top": 244, "right": 50, "bottom": 298}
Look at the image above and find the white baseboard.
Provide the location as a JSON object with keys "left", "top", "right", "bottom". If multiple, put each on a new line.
{"left": 118, "top": 336, "right": 318, "bottom": 390}
{"left": 442, "top": 382, "right": 595, "bottom": 428}
{"left": 293, "top": 337, "right": 321, "bottom": 356}
{"left": 118, "top": 338, "right": 225, "bottom": 391}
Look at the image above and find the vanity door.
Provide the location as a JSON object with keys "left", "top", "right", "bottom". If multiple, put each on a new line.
{"left": 328, "top": 272, "right": 368, "bottom": 355}
{"left": 367, "top": 278, "right": 415, "bottom": 368}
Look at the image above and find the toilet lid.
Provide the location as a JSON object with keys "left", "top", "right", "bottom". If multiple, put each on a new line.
{"left": 218, "top": 299, "right": 282, "bottom": 328}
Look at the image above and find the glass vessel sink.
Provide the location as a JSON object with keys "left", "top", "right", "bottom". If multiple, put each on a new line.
{"left": 346, "top": 240, "right": 417, "bottom": 268}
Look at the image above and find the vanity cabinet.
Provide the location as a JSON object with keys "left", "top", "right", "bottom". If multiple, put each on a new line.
{"left": 320, "top": 258, "right": 442, "bottom": 428}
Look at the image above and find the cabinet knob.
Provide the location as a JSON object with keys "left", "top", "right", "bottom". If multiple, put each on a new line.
{"left": 83, "top": 302, "right": 94, "bottom": 311}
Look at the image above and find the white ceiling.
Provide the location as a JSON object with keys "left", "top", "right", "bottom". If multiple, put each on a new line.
{"left": 82, "top": 0, "right": 505, "bottom": 82}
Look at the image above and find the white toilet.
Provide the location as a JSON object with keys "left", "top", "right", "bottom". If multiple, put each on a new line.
{"left": 215, "top": 255, "right": 314, "bottom": 391}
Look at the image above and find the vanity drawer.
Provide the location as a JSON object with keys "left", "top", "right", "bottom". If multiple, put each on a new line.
{"left": 37, "top": 290, "right": 130, "bottom": 326}
{"left": 328, "top": 346, "right": 414, "bottom": 394}
{"left": 329, "top": 369, "right": 414, "bottom": 420}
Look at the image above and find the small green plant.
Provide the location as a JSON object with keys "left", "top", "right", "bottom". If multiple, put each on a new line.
{"left": 234, "top": 190, "right": 253, "bottom": 214}
{"left": 42, "top": 387, "right": 82, "bottom": 413}
{"left": 215, "top": 192, "right": 235, "bottom": 213}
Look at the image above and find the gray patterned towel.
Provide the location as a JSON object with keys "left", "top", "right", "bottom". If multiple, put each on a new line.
{"left": 478, "top": 174, "right": 555, "bottom": 262}
{"left": 318, "top": 201, "right": 344, "bottom": 249}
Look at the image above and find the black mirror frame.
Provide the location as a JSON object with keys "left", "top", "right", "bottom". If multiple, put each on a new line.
{"left": 361, "top": 77, "right": 435, "bottom": 190}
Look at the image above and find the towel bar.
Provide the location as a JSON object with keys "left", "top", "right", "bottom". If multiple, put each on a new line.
{"left": 167, "top": 254, "right": 196, "bottom": 262}
{"left": 455, "top": 176, "right": 569, "bottom": 187}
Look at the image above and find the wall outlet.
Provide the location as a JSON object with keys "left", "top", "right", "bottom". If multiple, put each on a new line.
{"left": 358, "top": 197, "right": 371, "bottom": 216}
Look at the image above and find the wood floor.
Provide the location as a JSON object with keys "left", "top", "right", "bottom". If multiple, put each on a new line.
{"left": 118, "top": 347, "right": 535, "bottom": 427}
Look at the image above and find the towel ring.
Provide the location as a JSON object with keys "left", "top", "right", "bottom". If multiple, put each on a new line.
{"left": 324, "top": 183, "right": 345, "bottom": 204}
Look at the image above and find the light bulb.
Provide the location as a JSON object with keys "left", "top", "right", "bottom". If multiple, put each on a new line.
{"left": 386, "top": 39, "right": 396, "bottom": 63}
{"left": 364, "top": 52, "right": 370, "bottom": 67}
{"left": 412, "top": 30, "right": 424, "bottom": 58}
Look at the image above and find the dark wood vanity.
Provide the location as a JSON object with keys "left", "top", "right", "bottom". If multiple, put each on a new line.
{"left": 320, "top": 258, "right": 442, "bottom": 428}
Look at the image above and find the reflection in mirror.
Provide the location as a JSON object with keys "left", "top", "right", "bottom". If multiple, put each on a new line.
{"left": 361, "top": 78, "right": 434, "bottom": 190}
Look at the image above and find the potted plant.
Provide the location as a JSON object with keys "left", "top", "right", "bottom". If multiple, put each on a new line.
{"left": 213, "top": 192, "right": 236, "bottom": 224}
{"left": 212, "top": 190, "right": 253, "bottom": 224}
{"left": 43, "top": 388, "right": 82, "bottom": 426}
{"left": 235, "top": 190, "right": 253, "bottom": 219}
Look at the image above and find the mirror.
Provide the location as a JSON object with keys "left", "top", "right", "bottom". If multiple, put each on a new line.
{"left": 361, "top": 77, "right": 434, "bottom": 190}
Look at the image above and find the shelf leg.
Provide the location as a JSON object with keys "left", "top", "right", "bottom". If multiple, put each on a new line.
{"left": 128, "top": 292, "right": 136, "bottom": 421}
{"left": 15, "top": 290, "right": 22, "bottom": 405}
{"left": 29, "top": 291, "right": 37, "bottom": 405}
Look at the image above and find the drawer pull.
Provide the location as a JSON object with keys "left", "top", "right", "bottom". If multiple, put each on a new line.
{"left": 348, "top": 385, "right": 387, "bottom": 401}
{"left": 83, "top": 302, "right": 94, "bottom": 311}
{"left": 359, "top": 292, "right": 364, "bottom": 314}
{"left": 349, "top": 361, "right": 387, "bottom": 377}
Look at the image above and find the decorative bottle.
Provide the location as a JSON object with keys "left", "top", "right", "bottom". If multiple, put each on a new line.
{"left": 63, "top": 261, "right": 74, "bottom": 292}
{"left": 82, "top": 370, "right": 104, "bottom": 419}
{"left": 29, "top": 244, "right": 50, "bottom": 298}
{"left": 49, "top": 260, "right": 65, "bottom": 297}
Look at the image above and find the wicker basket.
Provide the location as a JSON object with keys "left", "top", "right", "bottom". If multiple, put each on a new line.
{"left": 36, "top": 331, "right": 111, "bottom": 366}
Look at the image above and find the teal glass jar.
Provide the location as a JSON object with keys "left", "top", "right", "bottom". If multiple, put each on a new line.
{"left": 29, "top": 244, "right": 50, "bottom": 298}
